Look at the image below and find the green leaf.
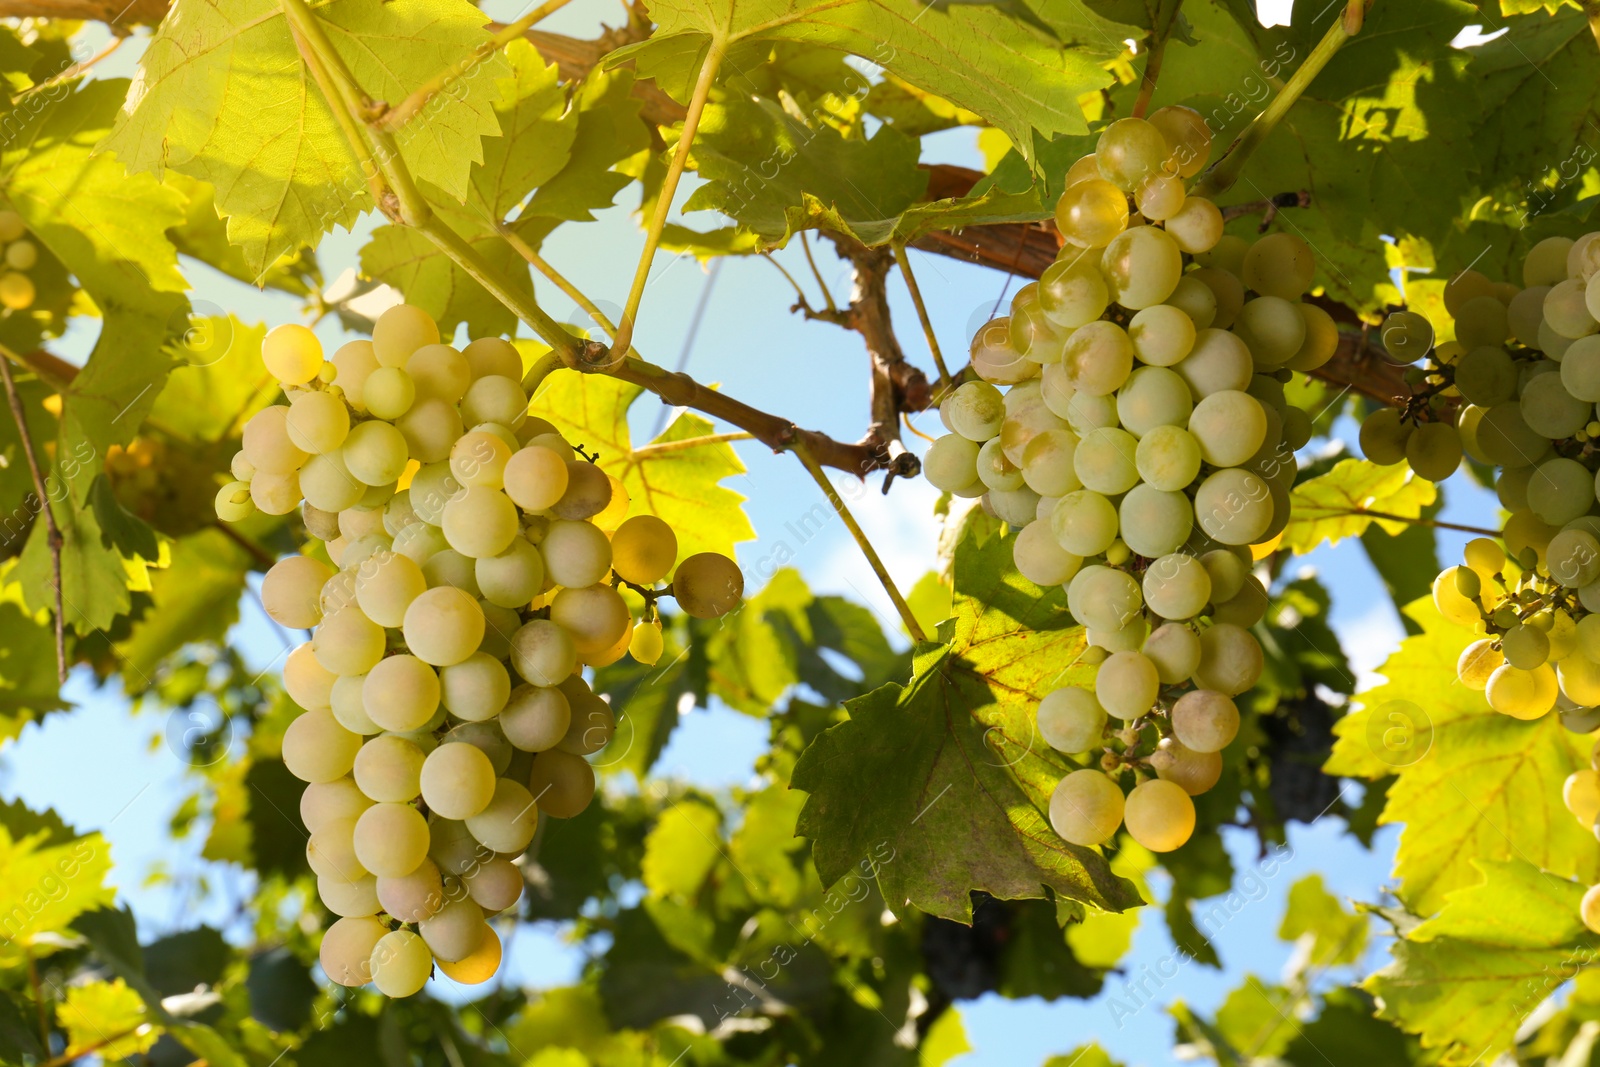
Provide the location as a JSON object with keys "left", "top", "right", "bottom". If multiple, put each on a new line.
{"left": 793, "top": 509, "right": 1141, "bottom": 922}
{"left": 143, "top": 926, "right": 230, "bottom": 997}
{"left": 0, "top": 602, "right": 68, "bottom": 731}
{"left": 0, "top": 988, "right": 43, "bottom": 1063}
{"left": 57, "top": 978, "right": 159, "bottom": 1061}
{"left": 1327, "top": 599, "right": 1600, "bottom": 914}
{"left": 517, "top": 67, "right": 652, "bottom": 229}
{"left": 1043, "top": 1045, "right": 1123, "bottom": 1067}
{"left": 641, "top": 799, "right": 723, "bottom": 899}
{"left": 592, "top": 615, "right": 698, "bottom": 777}
{"left": 613, "top": 0, "right": 1139, "bottom": 160}
{"left": 117, "top": 528, "right": 253, "bottom": 689}
{"left": 15, "top": 489, "right": 149, "bottom": 636}
{"left": 1278, "top": 874, "right": 1367, "bottom": 968}
{"left": 1213, "top": 976, "right": 1295, "bottom": 1061}
{"left": 1282, "top": 987, "right": 1417, "bottom": 1067}
{"left": 1365, "top": 859, "right": 1597, "bottom": 1062}
{"left": 146, "top": 316, "right": 274, "bottom": 444}
{"left": 1283, "top": 459, "right": 1438, "bottom": 555}
{"left": 246, "top": 947, "right": 317, "bottom": 1033}
{"left": 1361, "top": 498, "right": 1441, "bottom": 637}
{"left": 0, "top": 824, "right": 116, "bottom": 962}
{"left": 106, "top": 0, "right": 507, "bottom": 277}
{"left": 528, "top": 369, "right": 755, "bottom": 560}
{"left": 919, "top": 1007, "right": 971, "bottom": 1067}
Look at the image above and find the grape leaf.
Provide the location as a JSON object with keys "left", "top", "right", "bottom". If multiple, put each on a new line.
{"left": 1365, "top": 859, "right": 1597, "bottom": 1063}
{"left": 0, "top": 823, "right": 116, "bottom": 963}
{"left": 607, "top": 0, "right": 1141, "bottom": 161}
{"left": 117, "top": 529, "right": 253, "bottom": 689}
{"left": 1282, "top": 458, "right": 1438, "bottom": 555}
{"left": 0, "top": 602, "right": 68, "bottom": 732}
{"left": 1279, "top": 874, "right": 1367, "bottom": 968}
{"left": 105, "top": 0, "right": 506, "bottom": 278}
{"left": 527, "top": 369, "right": 755, "bottom": 561}
{"left": 56, "top": 979, "right": 158, "bottom": 1061}
{"left": 792, "top": 508, "right": 1141, "bottom": 921}
{"left": 1281, "top": 988, "right": 1418, "bottom": 1067}
{"left": 516, "top": 67, "right": 652, "bottom": 231}
{"left": 1325, "top": 599, "right": 1600, "bottom": 915}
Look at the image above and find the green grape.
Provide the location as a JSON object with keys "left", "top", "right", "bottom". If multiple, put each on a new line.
{"left": 1118, "top": 486, "right": 1192, "bottom": 560}
{"left": 1193, "top": 468, "right": 1273, "bottom": 546}
{"left": 1504, "top": 509, "right": 1558, "bottom": 568}
{"left": 1560, "top": 336, "right": 1600, "bottom": 400}
{"left": 1066, "top": 565, "right": 1143, "bottom": 632}
{"left": 1101, "top": 226, "right": 1183, "bottom": 310}
{"left": 372, "top": 304, "right": 439, "bottom": 368}
{"left": 1524, "top": 235, "right": 1575, "bottom": 287}
{"left": 1146, "top": 105, "right": 1210, "bottom": 177}
{"left": 1096, "top": 117, "right": 1169, "bottom": 191}
{"left": 363, "top": 366, "right": 415, "bottom": 420}
{"left": 330, "top": 674, "right": 379, "bottom": 735}
{"left": 1196, "top": 235, "right": 1248, "bottom": 273}
{"left": 1163, "top": 196, "right": 1224, "bottom": 255}
{"left": 1192, "top": 622, "right": 1263, "bottom": 695}
{"left": 1187, "top": 390, "right": 1267, "bottom": 467}
{"left": 1013, "top": 520, "right": 1083, "bottom": 586}
{"left": 944, "top": 380, "right": 1007, "bottom": 441}
{"left": 1571, "top": 233, "right": 1600, "bottom": 280}
{"left": 1141, "top": 550, "right": 1210, "bottom": 620}
{"left": 501, "top": 683, "right": 571, "bottom": 751}
{"left": 1503, "top": 623, "right": 1551, "bottom": 670}
{"left": 397, "top": 398, "right": 464, "bottom": 465}
{"left": 460, "top": 336, "right": 520, "bottom": 380}
{"left": 403, "top": 586, "right": 486, "bottom": 667}
{"left": 1128, "top": 304, "right": 1197, "bottom": 367}
{"left": 472, "top": 538, "right": 543, "bottom": 608}
{"left": 1560, "top": 655, "right": 1600, "bottom": 706}
{"left": 1547, "top": 278, "right": 1598, "bottom": 339}
{"left": 1171, "top": 689, "right": 1239, "bottom": 753}
{"left": 321, "top": 916, "right": 387, "bottom": 987}
{"left": 1379, "top": 310, "right": 1434, "bottom": 363}
{"left": 440, "top": 486, "right": 519, "bottom": 559}
{"left": 343, "top": 420, "right": 410, "bottom": 487}
{"left": 1508, "top": 286, "right": 1551, "bottom": 349}
{"left": 1404, "top": 422, "right": 1463, "bottom": 481}
{"left": 352, "top": 549, "right": 425, "bottom": 627}
{"left": 1520, "top": 370, "right": 1590, "bottom": 438}
{"left": 1122, "top": 778, "right": 1195, "bottom": 852}
{"left": 1166, "top": 277, "right": 1219, "bottom": 331}
{"left": 1136, "top": 174, "right": 1186, "bottom": 221}
{"left": 312, "top": 606, "right": 385, "bottom": 676}
{"left": 542, "top": 519, "right": 611, "bottom": 588}
{"left": 1213, "top": 574, "right": 1268, "bottom": 626}
{"left": 1009, "top": 283, "right": 1066, "bottom": 363}
{"left": 405, "top": 343, "right": 470, "bottom": 405}
{"left": 283, "top": 709, "right": 361, "bottom": 783}
{"left": 1285, "top": 302, "right": 1340, "bottom": 372}
{"left": 1063, "top": 153, "right": 1102, "bottom": 187}
{"left": 353, "top": 734, "right": 425, "bottom": 802}
{"left": 1064, "top": 385, "right": 1119, "bottom": 432}
{"left": 1486, "top": 662, "right": 1558, "bottom": 719}
{"left": 461, "top": 375, "right": 529, "bottom": 430}
{"left": 1281, "top": 405, "right": 1314, "bottom": 451}
{"left": 629, "top": 621, "right": 664, "bottom": 665}
{"left": 1200, "top": 548, "right": 1249, "bottom": 603}
{"left": 262, "top": 324, "right": 323, "bottom": 386}
{"left": 1189, "top": 267, "right": 1245, "bottom": 329}
{"left": 1036, "top": 688, "right": 1107, "bottom": 753}
{"left": 1038, "top": 254, "right": 1111, "bottom": 329}
{"left": 465, "top": 779, "right": 540, "bottom": 853}
{"left": 263, "top": 555, "right": 334, "bottom": 629}
{"left": 301, "top": 778, "right": 372, "bottom": 835}
{"left": 1174, "top": 329, "right": 1253, "bottom": 398}
{"left": 1073, "top": 427, "right": 1140, "bottom": 495}
{"left": 243, "top": 405, "right": 308, "bottom": 475}
{"left": 977, "top": 436, "right": 1025, "bottom": 492}
{"left": 353, "top": 801, "right": 432, "bottom": 879}
{"left": 1143, "top": 622, "right": 1201, "bottom": 684}
{"left": 550, "top": 584, "right": 630, "bottom": 655}
{"left": 1477, "top": 403, "right": 1552, "bottom": 468}
{"left": 1116, "top": 366, "right": 1192, "bottom": 436}
{"left": 418, "top": 742, "right": 496, "bottom": 820}
{"left": 1135, "top": 425, "right": 1202, "bottom": 491}
{"left": 1094, "top": 649, "right": 1160, "bottom": 720}
{"left": 1456, "top": 295, "right": 1510, "bottom": 349}
{"left": 1242, "top": 233, "right": 1315, "bottom": 300}
{"left": 1061, "top": 321, "right": 1134, "bottom": 397}
{"left": 361, "top": 654, "right": 439, "bottom": 732}
{"left": 1055, "top": 178, "right": 1129, "bottom": 248}
{"left": 285, "top": 390, "right": 350, "bottom": 455}
{"left": 1527, "top": 457, "right": 1594, "bottom": 525}
{"left": 1540, "top": 318, "right": 1578, "bottom": 361}
{"left": 970, "top": 316, "right": 1036, "bottom": 385}
{"left": 1232, "top": 296, "right": 1307, "bottom": 366}
{"left": 1020, "top": 429, "right": 1081, "bottom": 497}
{"left": 1048, "top": 769, "right": 1124, "bottom": 846}
{"left": 422, "top": 548, "right": 481, "bottom": 598}
{"left": 1051, "top": 489, "right": 1119, "bottom": 557}
{"left": 1550, "top": 528, "right": 1600, "bottom": 587}
{"left": 370, "top": 927, "right": 435, "bottom": 997}
{"left": 215, "top": 480, "right": 255, "bottom": 522}
{"left": 527, "top": 750, "right": 598, "bottom": 820}
{"left": 1443, "top": 270, "right": 1496, "bottom": 317}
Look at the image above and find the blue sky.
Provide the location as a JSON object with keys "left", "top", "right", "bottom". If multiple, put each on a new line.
{"left": 0, "top": 2, "right": 1511, "bottom": 1063}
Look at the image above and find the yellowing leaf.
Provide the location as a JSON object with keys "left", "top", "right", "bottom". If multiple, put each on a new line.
{"left": 1283, "top": 458, "right": 1438, "bottom": 555}
{"left": 1327, "top": 599, "right": 1600, "bottom": 915}
{"left": 0, "top": 826, "right": 115, "bottom": 961}
{"left": 528, "top": 369, "right": 754, "bottom": 561}
{"left": 57, "top": 979, "right": 158, "bottom": 1061}
{"left": 1366, "top": 860, "right": 1596, "bottom": 1064}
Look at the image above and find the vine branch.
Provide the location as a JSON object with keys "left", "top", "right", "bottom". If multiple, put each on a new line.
{"left": 1191, "top": 1, "right": 1371, "bottom": 198}
{"left": 1131, "top": 0, "right": 1184, "bottom": 120}
{"left": 792, "top": 443, "right": 928, "bottom": 643}
{"left": 0, "top": 354, "right": 65, "bottom": 682}
{"left": 612, "top": 35, "right": 726, "bottom": 358}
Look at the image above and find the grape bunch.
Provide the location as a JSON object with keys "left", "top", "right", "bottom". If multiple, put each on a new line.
{"left": 216, "top": 304, "right": 744, "bottom": 995}
{"left": 1398, "top": 232, "right": 1600, "bottom": 935}
{"left": 921, "top": 109, "right": 1335, "bottom": 855}
{"left": 0, "top": 209, "right": 40, "bottom": 311}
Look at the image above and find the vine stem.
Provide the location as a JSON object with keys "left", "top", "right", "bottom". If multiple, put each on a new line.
{"left": 633, "top": 431, "right": 753, "bottom": 457}
{"left": 792, "top": 443, "right": 927, "bottom": 643}
{"left": 39, "top": 1024, "right": 154, "bottom": 1067}
{"left": 1191, "top": 0, "right": 1370, "bottom": 198}
{"left": 891, "top": 245, "right": 952, "bottom": 393}
{"left": 1131, "top": 0, "right": 1184, "bottom": 120}
{"left": 0, "top": 355, "right": 64, "bottom": 683}
{"left": 610, "top": 34, "right": 725, "bottom": 359}
{"left": 379, "top": 0, "right": 578, "bottom": 131}
{"left": 1338, "top": 508, "right": 1498, "bottom": 537}
{"left": 499, "top": 224, "right": 632, "bottom": 356}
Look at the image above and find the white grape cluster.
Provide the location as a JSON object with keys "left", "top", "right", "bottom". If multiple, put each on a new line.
{"left": 921, "top": 109, "right": 1336, "bottom": 856}
{"left": 0, "top": 209, "right": 40, "bottom": 311}
{"left": 215, "top": 305, "right": 744, "bottom": 996}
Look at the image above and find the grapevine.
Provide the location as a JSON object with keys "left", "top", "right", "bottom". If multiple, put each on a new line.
{"left": 218, "top": 305, "right": 744, "bottom": 994}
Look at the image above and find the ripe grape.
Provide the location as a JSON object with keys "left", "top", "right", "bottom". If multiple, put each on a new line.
{"left": 263, "top": 555, "right": 333, "bottom": 629}
{"left": 403, "top": 586, "right": 486, "bottom": 666}
{"left": 353, "top": 733, "right": 425, "bottom": 802}
{"left": 673, "top": 552, "right": 744, "bottom": 618}
{"left": 286, "top": 390, "right": 350, "bottom": 454}
{"left": 465, "top": 779, "right": 539, "bottom": 853}
{"left": 1143, "top": 623, "right": 1201, "bottom": 684}
{"left": 1118, "top": 486, "right": 1192, "bottom": 560}
{"left": 322, "top": 916, "right": 387, "bottom": 986}
{"left": 1095, "top": 650, "right": 1160, "bottom": 720}
{"left": 1485, "top": 662, "right": 1557, "bottom": 719}
{"left": 263, "top": 324, "right": 323, "bottom": 385}
{"left": 1521, "top": 371, "right": 1590, "bottom": 439}
{"left": 1242, "top": 233, "right": 1315, "bottom": 300}
{"left": 510, "top": 620, "right": 577, "bottom": 688}
{"left": 474, "top": 538, "right": 545, "bottom": 608}
{"left": 372, "top": 304, "right": 440, "bottom": 368}
{"left": 1147, "top": 105, "right": 1211, "bottom": 177}
{"left": 354, "top": 802, "right": 430, "bottom": 878}
{"left": 464, "top": 857, "right": 525, "bottom": 912}
{"left": 371, "top": 929, "right": 433, "bottom": 997}
{"left": 1061, "top": 320, "right": 1134, "bottom": 397}
{"left": 1188, "top": 391, "right": 1267, "bottom": 468}
{"left": 1142, "top": 551, "right": 1210, "bottom": 620}
{"left": 1167, "top": 277, "right": 1219, "bottom": 330}
{"left": 1051, "top": 490, "right": 1118, "bottom": 557}
{"left": 1176, "top": 329, "right": 1253, "bottom": 398}
{"left": 612, "top": 515, "right": 679, "bottom": 585}
{"left": 1133, "top": 425, "right": 1202, "bottom": 492}
{"left": 377, "top": 858, "right": 444, "bottom": 923}
{"left": 363, "top": 654, "right": 441, "bottom": 732}
{"left": 1404, "top": 422, "right": 1463, "bottom": 481}
{"left": 1101, "top": 226, "right": 1182, "bottom": 310}
{"left": 284, "top": 709, "right": 362, "bottom": 783}
{"left": 1037, "top": 687, "right": 1107, "bottom": 753}
{"left": 1193, "top": 468, "right": 1273, "bottom": 546}
{"left": 527, "top": 749, "right": 598, "bottom": 819}
{"left": 343, "top": 420, "right": 410, "bottom": 486}
{"left": 1122, "top": 778, "right": 1195, "bottom": 852}
{"left": 1055, "top": 178, "right": 1129, "bottom": 248}
{"left": 1127, "top": 304, "right": 1196, "bottom": 367}
{"left": 420, "top": 742, "right": 497, "bottom": 820}
{"left": 1048, "top": 769, "right": 1124, "bottom": 846}
{"left": 1039, "top": 254, "right": 1110, "bottom": 329}
{"left": 1164, "top": 196, "right": 1223, "bottom": 254}
{"left": 419, "top": 897, "right": 486, "bottom": 963}
{"left": 1095, "top": 117, "right": 1169, "bottom": 191}
{"left": 1193, "top": 623, "right": 1263, "bottom": 695}
{"left": 1116, "top": 366, "right": 1192, "bottom": 437}
{"left": 1171, "top": 689, "right": 1239, "bottom": 753}
{"left": 550, "top": 584, "right": 630, "bottom": 655}
{"left": 629, "top": 620, "right": 664, "bottom": 665}
{"left": 354, "top": 550, "right": 426, "bottom": 627}
{"left": 334, "top": 341, "right": 380, "bottom": 411}
{"left": 501, "top": 683, "right": 572, "bottom": 752}
{"left": 398, "top": 398, "right": 465, "bottom": 464}
{"left": 1233, "top": 296, "right": 1307, "bottom": 366}
{"left": 1067, "top": 565, "right": 1142, "bottom": 633}
{"left": 312, "top": 607, "right": 385, "bottom": 676}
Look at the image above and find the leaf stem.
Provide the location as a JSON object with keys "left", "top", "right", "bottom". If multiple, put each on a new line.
{"left": 632, "top": 431, "right": 754, "bottom": 456}
{"left": 0, "top": 355, "right": 64, "bottom": 682}
{"left": 521, "top": 351, "right": 568, "bottom": 397}
{"left": 792, "top": 442, "right": 927, "bottom": 643}
{"left": 498, "top": 224, "right": 630, "bottom": 355}
{"left": 379, "top": 0, "right": 578, "bottom": 131}
{"left": 1191, "top": 1, "right": 1369, "bottom": 198}
{"left": 800, "top": 231, "right": 838, "bottom": 314}
{"left": 1336, "top": 508, "right": 1497, "bottom": 538}
{"left": 611, "top": 34, "right": 725, "bottom": 359}
{"left": 891, "top": 244, "right": 952, "bottom": 393}
{"left": 1131, "top": 0, "right": 1184, "bottom": 120}
{"left": 40, "top": 1024, "right": 154, "bottom": 1067}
